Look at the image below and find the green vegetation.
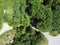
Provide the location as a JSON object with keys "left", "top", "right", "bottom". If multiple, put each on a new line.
{"left": 0, "top": 0, "right": 60, "bottom": 45}
{"left": 11, "top": 26, "right": 48, "bottom": 45}
{"left": 49, "top": 4, "right": 60, "bottom": 36}
{"left": 0, "top": 29, "right": 16, "bottom": 45}
{"left": 0, "top": 1, "right": 4, "bottom": 29}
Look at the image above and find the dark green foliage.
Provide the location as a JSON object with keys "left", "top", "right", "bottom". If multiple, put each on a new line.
{"left": 20, "top": 14, "right": 30, "bottom": 27}
{"left": 49, "top": 5, "right": 60, "bottom": 36}
{"left": 19, "top": 0, "right": 30, "bottom": 27}
{"left": 1, "top": 0, "right": 60, "bottom": 45}
{"left": 28, "top": 0, "right": 60, "bottom": 36}
{"left": 53, "top": 0, "right": 60, "bottom": 4}
{"left": 36, "top": 7, "right": 53, "bottom": 32}
{"left": 29, "top": 0, "right": 53, "bottom": 32}
{"left": 11, "top": 0, "right": 48, "bottom": 45}
{"left": 11, "top": 26, "right": 48, "bottom": 45}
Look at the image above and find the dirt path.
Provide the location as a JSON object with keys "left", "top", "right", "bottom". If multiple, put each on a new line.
{"left": 0, "top": 23, "right": 60, "bottom": 45}
{"left": 0, "top": 23, "right": 13, "bottom": 35}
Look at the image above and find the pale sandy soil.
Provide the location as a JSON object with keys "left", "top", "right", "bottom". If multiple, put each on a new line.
{"left": 43, "top": 32, "right": 60, "bottom": 45}
{"left": 0, "top": 23, "right": 13, "bottom": 35}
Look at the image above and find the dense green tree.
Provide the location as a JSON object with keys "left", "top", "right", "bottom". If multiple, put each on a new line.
{"left": 28, "top": 0, "right": 53, "bottom": 32}
{"left": 36, "top": 7, "right": 53, "bottom": 32}
{"left": 53, "top": 0, "right": 60, "bottom": 4}
{"left": 50, "top": 5, "right": 60, "bottom": 36}
{"left": 1, "top": 0, "right": 60, "bottom": 45}
{"left": 11, "top": 26, "right": 48, "bottom": 45}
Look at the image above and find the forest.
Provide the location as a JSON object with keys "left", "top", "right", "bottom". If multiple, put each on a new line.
{"left": 0, "top": 0, "right": 60, "bottom": 45}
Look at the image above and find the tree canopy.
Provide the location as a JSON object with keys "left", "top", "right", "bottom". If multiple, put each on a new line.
{"left": 0, "top": 0, "right": 60, "bottom": 45}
